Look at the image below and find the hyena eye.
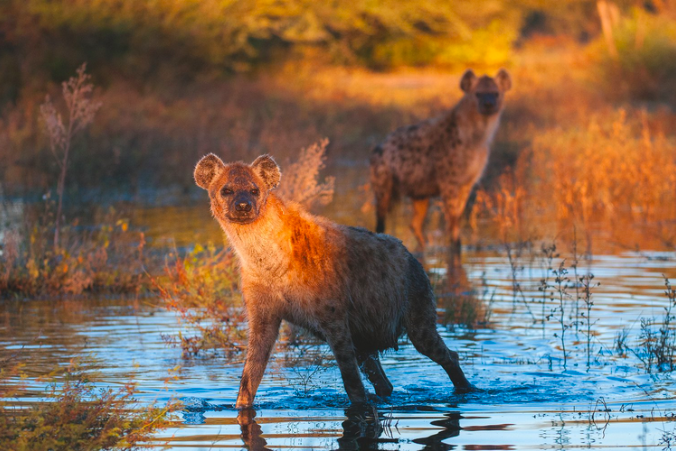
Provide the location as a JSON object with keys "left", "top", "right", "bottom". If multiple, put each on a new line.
{"left": 250, "top": 188, "right": 259, "bottom": 196}
{"left": 221, "top": 187, "right": 233, "bottom": 196}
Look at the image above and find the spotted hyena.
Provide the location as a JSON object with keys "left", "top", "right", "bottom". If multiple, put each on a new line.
{"left": 370, "top": 69, "right": 511, "bottom": 259}
{"left": 194, "top": 154, "right": 471, "bottom": 407}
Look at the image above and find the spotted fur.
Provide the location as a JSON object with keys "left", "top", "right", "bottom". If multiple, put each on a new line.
{"left": 194, "top": 153, "right": 471, "bottom": 407}
{"left": 370, "top": 69, "right": 511, "bottom": 259}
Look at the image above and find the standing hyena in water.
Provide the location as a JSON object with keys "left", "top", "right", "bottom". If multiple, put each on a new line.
{"left": 194, "top": 154, "right": 471, "bottom": 407}
{"left": 370, "top": 69, "right": 511, "bottom": 260}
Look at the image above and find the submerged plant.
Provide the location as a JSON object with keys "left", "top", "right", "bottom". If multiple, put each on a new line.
{"left": 282, "top": 343, "right": 332, "bottom": 398}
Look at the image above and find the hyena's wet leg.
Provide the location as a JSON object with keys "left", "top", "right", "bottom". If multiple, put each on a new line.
{"left": 442, "top": 185, "right": 473, "bottom": 266}
{"left": 360, "top": 354, "right": 393, "bottom": 397}
{"left": 410, "top": 198, "right": 430, "bottom": 252}
{"left": 236, "top": 312, "right": 282, "bottom": 408}
{"left": 405, "top": 261, "right": 471, "bottom": 389}
{"left": 323, "top": 319, "right": 367, "bottom": 403}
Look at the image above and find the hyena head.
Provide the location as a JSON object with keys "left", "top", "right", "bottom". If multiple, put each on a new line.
{"left": 194, "top": 154, "right": 281, "bottom": 225}
{"left": 460, "top": 69, "right": 512, "bottom": 116}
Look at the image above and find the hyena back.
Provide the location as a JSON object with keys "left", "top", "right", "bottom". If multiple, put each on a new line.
{"left": 194, "top": 154, "right": 471, "bottom": 407}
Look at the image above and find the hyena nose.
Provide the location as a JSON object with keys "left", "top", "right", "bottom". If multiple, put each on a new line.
{"left": 236, "top": 201, "right": 252, "bottom": 212}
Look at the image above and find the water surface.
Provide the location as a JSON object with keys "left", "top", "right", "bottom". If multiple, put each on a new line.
{"left": 3, "top": 243, "right": 675, "bottom": 450}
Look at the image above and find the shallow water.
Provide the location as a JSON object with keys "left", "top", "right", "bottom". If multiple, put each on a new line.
{"left": 2, "top": 240, "right": 676, "bottom": 449}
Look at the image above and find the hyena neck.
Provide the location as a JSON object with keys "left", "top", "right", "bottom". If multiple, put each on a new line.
{"left": 220, "top": 195, "right": 290, "bottom": 277}
{"left": 443, "top": 97, "right": 502, "bottom": 150}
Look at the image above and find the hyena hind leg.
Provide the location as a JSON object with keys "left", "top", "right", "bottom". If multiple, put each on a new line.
{"left": 407, "top": 320, "right": 471, "bottom": 390}
{"left": 404, "top": 258, "right": 472, "bottom": 390}
{"left": 360, "top": 354, "right": 393, "bottom": 398}
{"left": 410, "top": 198, "right": 430, "bottom": 252}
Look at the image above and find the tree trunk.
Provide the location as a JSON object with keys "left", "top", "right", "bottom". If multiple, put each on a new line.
{"left": 597, "top": 0, "right": 619, "bottom": 58}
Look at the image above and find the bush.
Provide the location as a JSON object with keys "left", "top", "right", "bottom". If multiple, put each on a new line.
{"left": 0, "top": 205, "right": 147, "bottom": 298}
{"left": 0, "top": 361, "right": 179, "bottom": 451}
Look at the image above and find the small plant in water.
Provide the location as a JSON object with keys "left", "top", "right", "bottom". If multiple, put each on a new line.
{"left": 579, "top": 273, "right": 599, "bottom": 369}
{"left": 284, "top": 345, "right": 331, "bottom": 398}
{"left": 570, "top": 228, "right": 581, "bottom": 332}
{"left": 505, "top": 240, "right": 536, "bottom": 322}
{"left": 550, "top": 260, "right": 572, "bottom": 369}
{"left": 538, "top": 242, "right": 558, "bottom": 338}
{"left": 614, "top": 328, "right": 630, "bottom": 357}
{"left": 154, "top": 244, "right": 246, "bottom": 358}
{"left": 636, "top": 277, "right": 676, "bottom": 373}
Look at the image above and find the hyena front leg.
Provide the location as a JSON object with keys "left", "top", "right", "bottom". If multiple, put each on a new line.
{"left": 371, "top": 157, "right": 394, "bottom": 234}
{"left": 236, "top": 307, "right": 281, "bottom": 409}
{"left": 322, "top": 317, "right": 367, "bottom": 403}
{"left": 441, "top": 184, "right": 474, "bottom": 265}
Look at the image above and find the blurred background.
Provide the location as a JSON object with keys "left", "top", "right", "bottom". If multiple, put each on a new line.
{"left": 2, "top": 0, "right": 676, "bottom": 292}
{"left": 1, "top": 0, "right": 674, "bottom": 191}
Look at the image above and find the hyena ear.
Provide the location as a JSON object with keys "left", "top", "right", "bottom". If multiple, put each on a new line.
{"left": 496, "top": 69, "right": 512, "bottom": 92}
{"left": 194, "top": 153, "right": 225, "bottom": 190}
{"left": 460, "top": 69, "right": 477, "bottom": 93}
{"left": 251, "top": 154, "right": 281, "bottom": 190}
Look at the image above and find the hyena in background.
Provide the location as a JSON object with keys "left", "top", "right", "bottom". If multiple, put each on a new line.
{"left": 194, "top": 154, "right": 471, "bottom": 408}
{"left": 370, "top": 69, "right": 511, "bottom": 262}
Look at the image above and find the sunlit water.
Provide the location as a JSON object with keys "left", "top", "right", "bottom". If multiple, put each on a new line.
{"left": 3, "top": 241, "right": 676, "bottom": 449}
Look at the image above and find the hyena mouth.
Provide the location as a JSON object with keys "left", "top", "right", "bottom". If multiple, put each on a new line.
{"left": 479, "top": 105, "right": 499, "bottom": 116}
{"left": 226, "top": 213, "right": 257, "bottom": 224}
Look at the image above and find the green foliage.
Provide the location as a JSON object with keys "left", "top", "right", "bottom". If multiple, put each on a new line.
{"left": 0, "top": 0, "right": 523, "bottom": 85}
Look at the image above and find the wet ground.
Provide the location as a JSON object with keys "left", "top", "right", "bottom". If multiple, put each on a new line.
{"left": 2, "top": 233, "right": 676, "bottom": 449}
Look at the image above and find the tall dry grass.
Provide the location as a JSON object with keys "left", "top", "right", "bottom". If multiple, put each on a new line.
{"left": 473, "top": 107, "right": 676, "bottom": 251}
{"left": 40, "top": 64, "right": 101, "bottom": 250}
{"left": 276, "top": 138, "right": 335, "bottom": 210}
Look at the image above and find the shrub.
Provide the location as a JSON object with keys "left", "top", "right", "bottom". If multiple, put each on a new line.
{"left": 0, "top": 206, "right": 147, "bottom": 298}
{"left": 0, "top": 361, "right": 179, "bottom": 451}
{"left": 154, "top": 244, "right": 246, "bottom": 358}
